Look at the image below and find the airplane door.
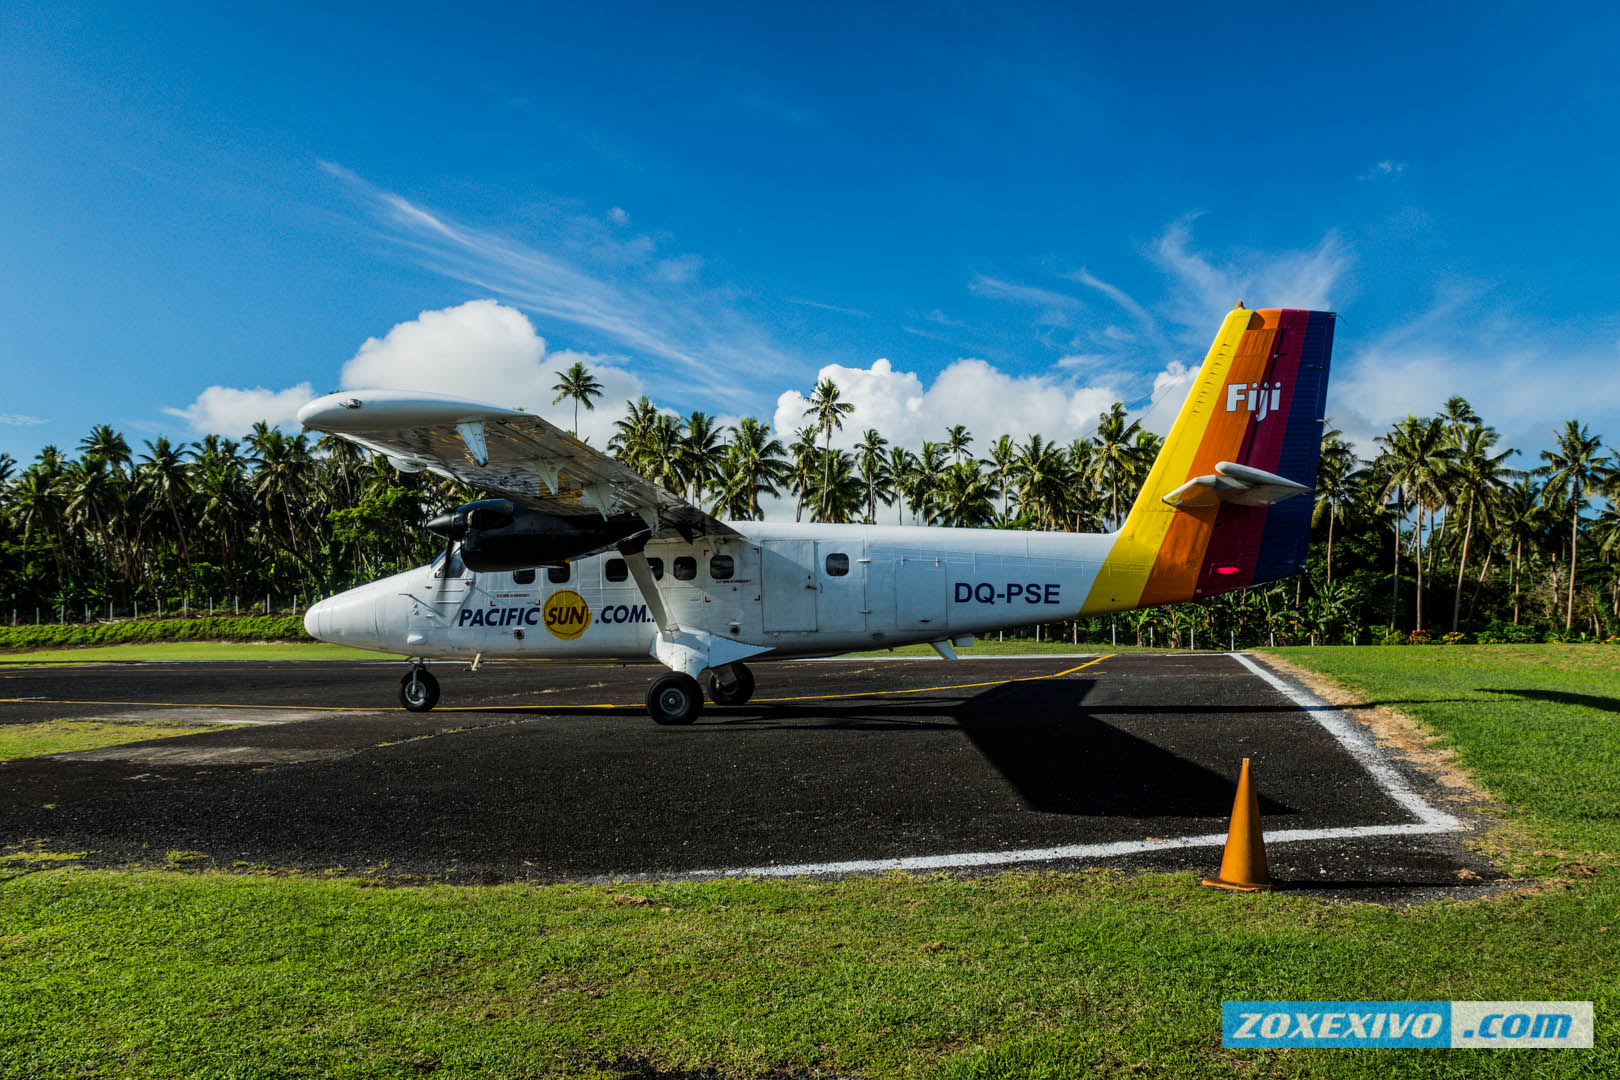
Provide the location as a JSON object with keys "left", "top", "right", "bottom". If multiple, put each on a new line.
{"left": 816, "top": 539, "right": 866, "bottom": 633}
{"left": 410, "top": 547, "right": 474, "bottom": 641}
{"left": 895, "top": 554, "right": 946, "bottom": 631}
{"left": 761, "top": 540, "right": 817, "bottom": 632}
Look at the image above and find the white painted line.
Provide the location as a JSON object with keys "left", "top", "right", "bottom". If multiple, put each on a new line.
{"left": 1229, "top": 652, "right": 1459, "bottom": 829}
{"left": 682, "top": 651, "right": 1462, "bottom": 879}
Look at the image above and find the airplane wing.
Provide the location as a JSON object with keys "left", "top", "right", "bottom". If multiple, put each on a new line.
{"left": 297, "top": 389, "right": 739, "bottom": 540}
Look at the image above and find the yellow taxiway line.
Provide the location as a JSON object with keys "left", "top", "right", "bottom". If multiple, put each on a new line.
{"left": 0, "top": 655, "right": 1112, "bottom": 714}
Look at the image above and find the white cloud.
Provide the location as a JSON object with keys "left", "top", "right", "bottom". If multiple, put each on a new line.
{"left": 337, "top": 300, "right": 645, "bottom": 446}
{"left": 0, "top": 413, "right": 48, "bottom": 426}
{"left": 1152, "top": 217, "right": 1350, "bottom": 342}
{"left": 166, "top": 301, "right": 648, "bottom": 447}
{"left": 607, "top": 206, "right": 630, "bottom": 226}
{"left": 771, "top": 356, "right": 1126, "bottom": 456}
{"left": 162, "top": 384, "right": 316, "bottom": 437}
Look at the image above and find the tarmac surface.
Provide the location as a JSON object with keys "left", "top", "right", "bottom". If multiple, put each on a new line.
{"left": 0, "top": 652, "right": 1504, "bottom": 900}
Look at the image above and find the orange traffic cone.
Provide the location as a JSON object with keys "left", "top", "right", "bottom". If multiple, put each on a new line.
{"left": 1202, "top": 757, "right": 1272, "bottom": 891}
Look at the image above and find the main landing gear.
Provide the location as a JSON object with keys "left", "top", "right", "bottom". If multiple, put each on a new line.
{"left": 400, "top": 661, "right": 441, "bottom": 712}
{"left": 647, "top": 662, "right": 756, "bottom": 725}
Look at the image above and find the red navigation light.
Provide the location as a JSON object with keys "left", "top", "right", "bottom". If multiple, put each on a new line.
{"left": 1214, "top": 565, "right": 1242, "bottom": 576}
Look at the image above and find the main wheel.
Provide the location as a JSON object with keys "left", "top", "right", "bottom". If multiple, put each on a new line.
{"left": 706, "top": 663, "right": 755, "bottom": 706}
{"left": 399, "top": 668, "right": 441, "bottom": 712}
{"left": 647, "top": 672, "right": 703, "bottom": 725}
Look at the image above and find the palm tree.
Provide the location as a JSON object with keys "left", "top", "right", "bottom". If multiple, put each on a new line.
{"left": 678, "top": 411, "right": 725, "bottom": 504}
{"left": 1447, "top": 424, "right": 1518, "bottom": 630}
{"left": 935, "top": 461, "right": 998, "bottom": 527}
{"left": 984, "top": 435, "right": 1017, "bottom": 525}
{"left": 1312, "top": 426, "right": 1359, "bottom": 590}
{"left": 1012, "top": 434, "right": 1068, "bottom": 530}
{"left": 804, "top": 378, "right": 855, "bottom": 523}
{"left": 1538, "top": 420, "right": 1612, "bottom": 630}
{"left": 806, "top": 450, "right": 865, "bottom": 523}
{"left": 854, "top": 428, "right": 891, "bottom": 525}
{"left": 551, "top": 361, "right": 604, "bottom": 436}
{"left": 1378, "top": 415, "right": 1452, "bottom": 630}
{"left": 787, "top": 426, "right": 821, "bottom": 523}
{"left": 137, "top": 436, "right": 194, "bottom": 579}
{"left": 609, "top": 397, "right": 663, "bottom": 475}
{"left": 886, "top": 446, "right": 917, "bottom": 524}
{"left": 1090, "top": 403, "right": 1143, "bottom": 529}
{"left": 714, "top": 418, "right": 787, "bottom": 520}
{"left": 944, "top": 424, "right": 973, "bottom": 463}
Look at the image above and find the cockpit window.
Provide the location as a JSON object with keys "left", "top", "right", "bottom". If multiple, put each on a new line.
{"left": 434, "top": 549, "right": 466, "bottom": 578}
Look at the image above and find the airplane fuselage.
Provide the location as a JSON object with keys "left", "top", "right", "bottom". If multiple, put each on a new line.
{"left": 307, "top": 521, "right": 1121, "bottom": 661}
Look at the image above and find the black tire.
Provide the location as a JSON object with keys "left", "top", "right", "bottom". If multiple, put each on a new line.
{"left": 647, "top": 672, "right": 703, "bottom": 725}
{"left": 706, "top": 663, "right": 755, "bottom": 706}
{"left": 399, "top": 668, "right": 441, "bottom": 712}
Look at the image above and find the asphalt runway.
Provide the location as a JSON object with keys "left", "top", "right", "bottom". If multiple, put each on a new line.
{"left": 0, "top": 653, "right": 1501, "bottom": 899}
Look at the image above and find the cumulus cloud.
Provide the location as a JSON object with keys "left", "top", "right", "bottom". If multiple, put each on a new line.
{"left": 165, "top": 300, "right": 648, "bottom": 446}
{"left": 162, "top": 384, "right": 316, "bottom": 437}
{"left": 338, "top": 299, "right": 645, "bottom": 445}
{"left": 772, "top": 356, "right": 1127, "bottom": 455}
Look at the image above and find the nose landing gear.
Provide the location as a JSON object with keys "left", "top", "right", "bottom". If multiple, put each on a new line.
{"left": 400, "top": 661, "right": 441, "bottom": 712}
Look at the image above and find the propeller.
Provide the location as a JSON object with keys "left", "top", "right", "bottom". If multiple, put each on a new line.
{"left": 425, "top": 507, "right": 469, "bottom": 584}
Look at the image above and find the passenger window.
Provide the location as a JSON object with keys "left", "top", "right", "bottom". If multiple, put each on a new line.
{"left": 648, "top": 557, "right": 664, "bottom": 580}
{"left": 513, "top": 569, "right": 536, "bottom": 585}
{"left": 605, "top": 558, "right": 628, "bottom": 582}
{"left": 709, "top": 555, "right": 735, "bottom": 580}
{"left": 547, "top": 564, "right": 570, "bottom": 584}
{"left": 673, "top": 556, "right": 697, "bottom": 581}
{"left": 825, "top": 552, "right": 850, "bottom": 577}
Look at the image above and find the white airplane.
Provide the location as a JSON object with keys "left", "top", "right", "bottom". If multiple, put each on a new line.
{"left": 301, "top": 305, "right": 1334, "bottom": 723}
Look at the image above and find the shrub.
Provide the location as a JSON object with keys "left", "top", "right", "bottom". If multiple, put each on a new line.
{"left": 0, "top": 616, "right": 310, "bottom": 651}
{"left": 1441, "top": 631, "right": 1468, "bottom": 645}
{"left": 1407, "top": 629, "right": 1432, "bottom": 645}
{"left": 1380, "top": 631, "right": 1406, "bottom": 646}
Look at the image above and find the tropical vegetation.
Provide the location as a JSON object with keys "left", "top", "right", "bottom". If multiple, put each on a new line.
{"left": 3, "top": 370, "right": 1619, "bottom": 646}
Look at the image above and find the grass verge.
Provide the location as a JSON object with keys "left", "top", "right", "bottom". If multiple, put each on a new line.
{"left": 0, "top": 641, "right": 404, "bottom": 663}
{"left": 0, "top": 717, "right": 249, "bottom": 761}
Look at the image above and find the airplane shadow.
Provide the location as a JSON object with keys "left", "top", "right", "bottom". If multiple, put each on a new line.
{"left": 1484, "top": 687, "right": 1620, "bottom": 714}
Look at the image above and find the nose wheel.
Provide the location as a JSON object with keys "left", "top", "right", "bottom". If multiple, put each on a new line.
{"left": 647, "top": 672, "right": 702, "bottom": 725}
{"left": 400, "top": 664, "right": 441, "bottom": 712}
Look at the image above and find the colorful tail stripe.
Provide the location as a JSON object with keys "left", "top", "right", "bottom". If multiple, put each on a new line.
{"left": 1083, "top": 307, "right": 1335, "bottom": 614}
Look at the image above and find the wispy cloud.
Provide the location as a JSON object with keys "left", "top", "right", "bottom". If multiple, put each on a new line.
{"left": 1360, "top": 159, "right": 1408, "bottom": 180}
{"left": 969, "top": 275, "right": 1085, "bottom": 326}
{"left": 1152, "top": 216, "right": 1351, "bottom": 341}
{"left": 0, "top": 414, "right": 48, "bottom": 426}
{"left": 320, "top": 162, "right": 802, "bottom": 407}
{"left": 788, "top": 297, "right": 871, "bottom": 318}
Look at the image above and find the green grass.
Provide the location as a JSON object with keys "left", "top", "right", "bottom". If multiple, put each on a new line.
{"left": 1266, "top": 644, "right": 1620, "bottom": 856}
{"left": 0, "top": 718, "right": 247, "bottom": 761}
{"left": 0, "top": 615, "right": 309, "bottom": 651}
{"left": 3, "top": 644, "right": 1618, "bottom": 1078}
{"left": 0, "top": 641, "right": 403, "bottom": 664}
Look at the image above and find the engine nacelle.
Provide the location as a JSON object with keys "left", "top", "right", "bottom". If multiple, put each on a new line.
{"left": 425, "top": 499, "right": 646, "bottom": 572}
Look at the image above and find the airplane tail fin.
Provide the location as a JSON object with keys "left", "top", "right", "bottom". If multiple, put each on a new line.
{"left": 1084, "top": 306, "right": 1336, "bottom": 613}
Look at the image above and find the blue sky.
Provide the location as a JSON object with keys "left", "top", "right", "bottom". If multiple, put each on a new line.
{"left": 4, "top": 1, "right": 1618, "bottom": 469}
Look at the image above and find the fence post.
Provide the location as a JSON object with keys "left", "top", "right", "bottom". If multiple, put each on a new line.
{"left": 1230, "top": 631, "right": 1235, "bottom": 652}
{"left": 1111, "top": 619, "right": 1116, "bottom": 647}
{"left": 1191, "top": 624, "right": 1196, "bottom": 651}
{"left": 235, "top": 596, "right": 239, "bottom": 616}
{"left": 183, "top": 597, "right": 187, "bottom": 618}
{"left": 1149, "top": 627, "right": 1154, "bottom": 648}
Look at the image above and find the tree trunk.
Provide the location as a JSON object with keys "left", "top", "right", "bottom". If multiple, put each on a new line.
{"left": 1567, "top": 510, "right": 1579, "bottom": 630}
{"left": 1415, "top": 507, "right": 1426, "bottom": 632}
{"left": 1451, "top": 500, "right": 1474, "bottom": 632}
{"left": 1326, "top": 506, "right": 1336, "bottom": 590}
{"left": 1392, "top": 490, "right": 1402, "bottom": 628}
{"left": 1513, "top": 539, "right": 1522, "bottom": 625}
{"left": 1468, "top": 545, "right": 1495, "bottom": 620}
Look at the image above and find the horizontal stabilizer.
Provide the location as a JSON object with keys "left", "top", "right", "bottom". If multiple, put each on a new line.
{"left": 1160, "top": 460, "right": 1308, "bottom": 509}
